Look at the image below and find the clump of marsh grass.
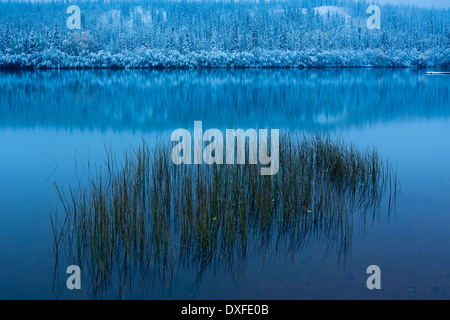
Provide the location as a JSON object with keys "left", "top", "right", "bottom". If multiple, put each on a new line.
{"left": 51, "top": 132, "right": 399, "bottom": 297}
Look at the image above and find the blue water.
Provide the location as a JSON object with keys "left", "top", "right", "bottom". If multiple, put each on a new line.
{"left": 0, "top": 69, "right": 449, "bottom": 299}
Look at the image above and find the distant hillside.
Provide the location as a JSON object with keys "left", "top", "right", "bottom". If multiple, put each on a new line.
{"left": 0, "top": 0, "right": 449, "bottom": 68}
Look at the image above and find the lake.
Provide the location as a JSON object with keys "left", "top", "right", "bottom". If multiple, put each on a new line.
{"left": 0, "top": 68, "right": 449, "bottom": 299}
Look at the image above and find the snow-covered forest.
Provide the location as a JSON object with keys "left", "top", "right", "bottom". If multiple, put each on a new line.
{"left": 0, "top": 0, "right": 449, "bottom": 68}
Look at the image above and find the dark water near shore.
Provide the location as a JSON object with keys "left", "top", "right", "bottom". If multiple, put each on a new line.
{"left": 0, "top": 68, "right": 449, "bottom": 299}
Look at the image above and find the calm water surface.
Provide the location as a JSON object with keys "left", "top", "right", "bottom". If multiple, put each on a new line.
{"left": 0, "top": 69, "right": 449, "bottom": 299}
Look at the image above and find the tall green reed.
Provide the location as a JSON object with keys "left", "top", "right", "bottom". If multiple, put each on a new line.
{"left": 51, "top": 132, "right": 399, "bottom": 297}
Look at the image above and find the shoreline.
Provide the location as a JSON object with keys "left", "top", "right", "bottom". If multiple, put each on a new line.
{"left": 1, "top": 49, "right": 448, "bottom": 70}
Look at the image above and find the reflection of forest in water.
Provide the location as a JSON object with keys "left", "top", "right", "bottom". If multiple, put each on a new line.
{"left": 51, "top": 133, "right": 399, "bottom": 298}
{"left": 1, "top": 69, "right": 449, "bottom": 131}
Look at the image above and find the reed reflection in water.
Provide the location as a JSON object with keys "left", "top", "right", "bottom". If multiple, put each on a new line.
{"left": 51, "top": 132, "right": 399, "bottom": 298}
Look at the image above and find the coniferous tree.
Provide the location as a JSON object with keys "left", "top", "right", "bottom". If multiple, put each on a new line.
{"left": 2, "top": 24, "right": 11, "bottom": 53}
{"left": 279, "top": 26, "right": 288, "bottom": 51}
{"left": 28, "top": 31, "right": 36, "bottom": 53}
{"left": 53, "top": 23, "right": 60, "bottom": 50}
{"left": 231, "top": 24, "right": 239, "bottom": 52}
{"left": 181, "top": 30, "right": 190, "bottom": 54}
{"left": 251, "top": 22, "right": 259, "bottom": 51}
